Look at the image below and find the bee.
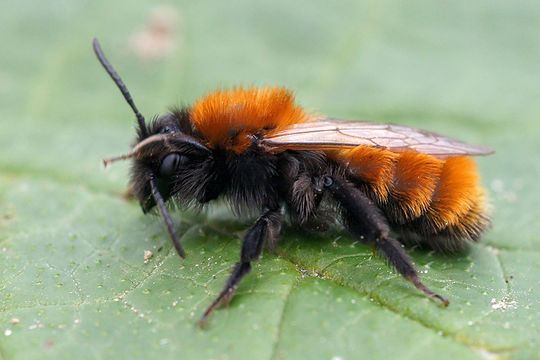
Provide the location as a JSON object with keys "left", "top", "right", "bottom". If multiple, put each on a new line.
{"left": 93, "top": 38, "right": 493, "bottom": 326}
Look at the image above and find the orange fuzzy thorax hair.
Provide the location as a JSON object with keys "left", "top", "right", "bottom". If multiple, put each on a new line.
{"left": 190, "top": 87, "right": 307, "bottom": 153}
{"left": 335, "top": 146, "right": 488, "bottom": 246}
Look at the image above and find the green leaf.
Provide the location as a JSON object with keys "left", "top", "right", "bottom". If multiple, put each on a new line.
{"left": 1, "top": 1, "right": 539, "bottom": 359}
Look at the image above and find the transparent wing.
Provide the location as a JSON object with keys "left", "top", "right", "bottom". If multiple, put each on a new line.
{"left": 262, "top": 118, "right": 493, "bottom": 158}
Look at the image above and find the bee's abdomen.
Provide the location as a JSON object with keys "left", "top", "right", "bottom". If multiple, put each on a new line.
{"left": 335, "top": 146, "right": 489, "bottom": 251}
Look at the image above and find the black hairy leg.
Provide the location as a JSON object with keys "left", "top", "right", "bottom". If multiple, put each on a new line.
{"left": 199, "top": 209, "right": 282, "bottom": 326}
{"left": 324, "top": 176, "right": 449, "bottom": 306}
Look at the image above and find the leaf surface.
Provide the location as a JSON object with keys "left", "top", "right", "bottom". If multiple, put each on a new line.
{"left": 1, "top": 1, "right": 539, "bottom": 359}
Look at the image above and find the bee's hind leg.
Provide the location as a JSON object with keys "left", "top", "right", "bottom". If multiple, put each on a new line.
{"left": 323, "top": 176, "right": 449, "bottom": 306}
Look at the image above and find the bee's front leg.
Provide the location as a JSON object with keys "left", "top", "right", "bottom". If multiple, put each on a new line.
{"left": 199, "top": 209, "right": 281, "bottom": 327}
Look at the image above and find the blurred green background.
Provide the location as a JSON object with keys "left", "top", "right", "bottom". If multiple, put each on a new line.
{"left": 1, "top": 1, "right": 539, "bottom": 359}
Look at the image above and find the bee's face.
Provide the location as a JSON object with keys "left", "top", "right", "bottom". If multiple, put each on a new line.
{"left": 129, "top": 113, "right": 213, "bottom": 212}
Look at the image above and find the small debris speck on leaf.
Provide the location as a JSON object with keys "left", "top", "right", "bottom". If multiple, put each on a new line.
{"left": 490, "top": 298, "right": 517, "bottom": 310}
{"left": 144, "top": 250, "right": 153, "bottom": 264}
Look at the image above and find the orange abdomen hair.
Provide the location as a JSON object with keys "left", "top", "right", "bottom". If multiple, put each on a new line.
{"left": 190, "top": 87, "right": 307, "bottom": 153}
{"left": 335, "top": 147, "right": 489, "bottom": 251}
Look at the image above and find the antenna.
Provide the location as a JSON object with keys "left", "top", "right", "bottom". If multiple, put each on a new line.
{"left": 149, "top": 173, "right": 186, "bottom": 258}
{"left": 92, "top": 38, "right": 149, "bottom": 138}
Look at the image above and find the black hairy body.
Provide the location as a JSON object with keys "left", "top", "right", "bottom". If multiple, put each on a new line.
{"left": 129, "top": 113, "right": 451, "bottom": 324}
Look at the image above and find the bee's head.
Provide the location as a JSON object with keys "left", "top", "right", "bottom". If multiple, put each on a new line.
{"left": 127, "top": 112, "right": 212, "bottom": 213}
{"left": 93, "top": 38, "right": 211, "bottom": 258}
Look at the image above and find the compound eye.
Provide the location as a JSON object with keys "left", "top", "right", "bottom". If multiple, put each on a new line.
{"left": 159, "top": 153, "right": 187, "bottom": 177}
{"left": 323, "top": 176, "right": 334, "bottom": 187}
